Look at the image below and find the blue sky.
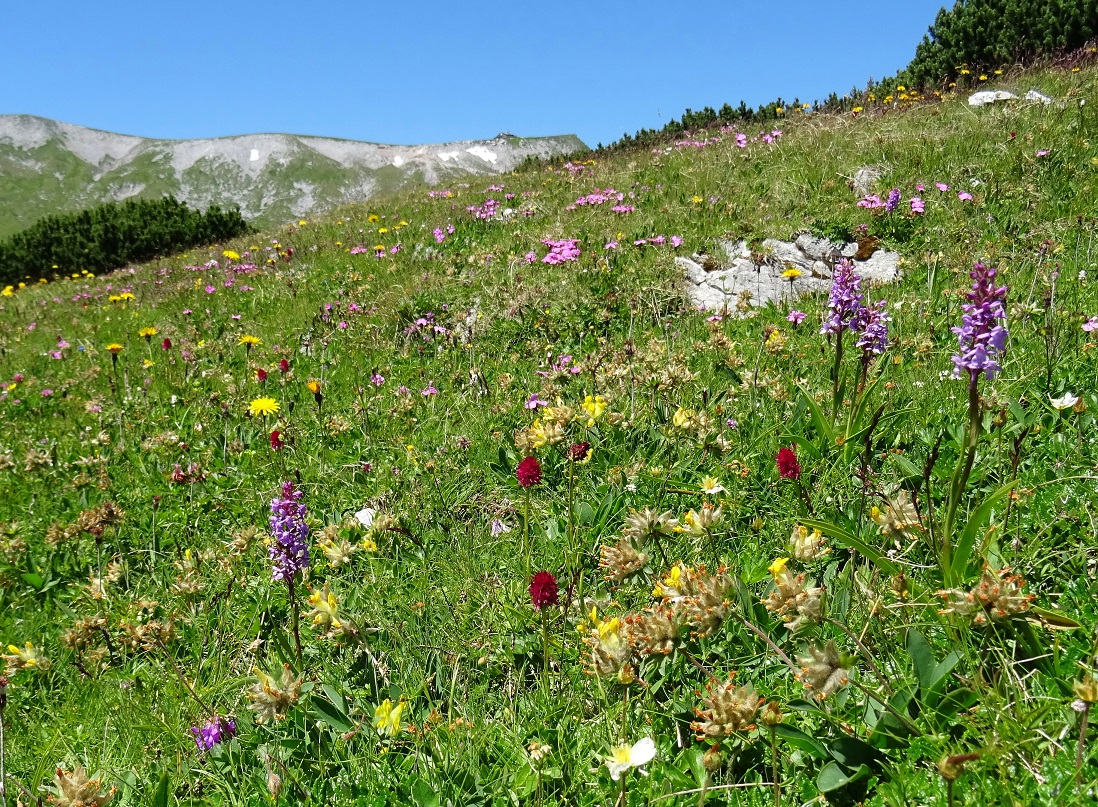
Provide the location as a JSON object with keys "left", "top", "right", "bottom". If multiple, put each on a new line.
{"left": 4, "top": 1, "right": 947, "bottom": 147}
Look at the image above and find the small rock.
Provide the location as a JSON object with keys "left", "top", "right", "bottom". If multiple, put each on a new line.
{"left": 852, "top": 166, "right": 880, "bottom": 197}
{"left": 675, "top": 256, "right": 707, "bottom": 285}
{"left": 719, "top": 239, "right": 750, "bottom": 261}
{"left": 968, "top": 90, "right": 1017, "bottom": 107}
{"left": 811, "top": 260, "right": 832, "bottom": 279}
{"left": 795, "top": 233, "right": 838, "bottom": 261}
{"left": 1024, "top": 89, "right": 1053, "bottom": 105}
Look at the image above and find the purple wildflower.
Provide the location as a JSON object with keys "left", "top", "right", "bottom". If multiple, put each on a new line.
{"left": 951, "top": 262, "right": 1009, "bottom": 385}
{"left": 910, "top": 197, "right": 925, "bottom": 214}
{"left": 191, "top": 717, "right": 236, "bottom": 751}
{"left": 786, "top": 310, "right": 807, "bottom": 325}
{"left": 820, "top": 259, "right": 868, "bottom": 336}
{"left": 1083, "top": 316, "right": 1098, "bottom": 333}
{"left": 269, "top": 482, "right": 310, "bottom": 582}
{"left": 884, "top": 188, "right": 901, "bottom": 212}
{"left": 855, "top": 300, "right": 891, "bottom": 356}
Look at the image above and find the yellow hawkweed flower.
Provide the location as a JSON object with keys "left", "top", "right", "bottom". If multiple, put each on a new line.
{"left": 105, "top": 343, "right": 124, "bottom": 355}
{"left": 119, "top": 292, "right": 135, "bottom": 301}
{"left": 222, "top": 249, "right": 241, "bottom": 261}
{"left": 306, "top": 379, "right": 322, "bottom": 395}
{"left": 239, "top": 335, "right": 261, "bottom": 347}
{"left": 249, "top": 397, "right": 280, "bottom": 417}
{"left": 138, "top": 327, "right": 157, "bottom": 339}
{"left": 782, "top": 267, "right": 802, "bottom": 280}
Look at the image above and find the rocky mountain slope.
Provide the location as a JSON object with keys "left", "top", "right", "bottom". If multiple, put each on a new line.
{"left": 0, "top": 115, "right": 585, "bottom": 237}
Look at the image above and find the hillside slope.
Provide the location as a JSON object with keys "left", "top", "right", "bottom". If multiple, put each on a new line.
{"left": 0, "top": 115, "right": 585, "bottom": 237}
{"left": 0, "top": 65, "right": 1096, "bottom": 806}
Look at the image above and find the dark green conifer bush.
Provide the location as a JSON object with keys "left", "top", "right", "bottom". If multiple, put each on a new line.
{"left": 0, "top": 196, "right": 251, "bottom": 284}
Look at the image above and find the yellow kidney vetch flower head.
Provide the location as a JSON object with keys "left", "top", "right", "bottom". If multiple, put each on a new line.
{"left": 653, "top": 563, "right": 683, "bottom": 598}
{"left": 306, "top": 583, "right": 342, "bottom": 630}
{"left": 373, "top": 698, "right": 406, "bottom": 737}
{"left": 4, "top": 640, "right": 50, "bottom": 672}
{"left": 582, "top": 394, "right": 607, "bottom": 426}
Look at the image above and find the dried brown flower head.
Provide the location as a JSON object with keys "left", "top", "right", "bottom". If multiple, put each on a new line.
{"left": 599, "top": 535, "right": 649, "bottom": 582}
{"left": 796, "top": 640, "right": 854, "bottom": 701}
{"left": 691, "top": 677, "right": 762, "bottom": 740}
{"left": 51, "top": 766, "right": 116, "bottom": 807}
{"left": 936, "top": 567, "right": 1035, "bottom": 624}
{"left": 247, "top": 664, "right": 303, "bottom": 723}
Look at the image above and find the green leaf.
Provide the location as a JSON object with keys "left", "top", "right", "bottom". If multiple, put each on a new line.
{"left": 151, "top": 771, "right": 171, "bottom": 807}
{"left": 828, "top": 735, "right": 881, "bottom": 769}
{"left": 906, "top": 629, "right": 937, "bottom": 692}
{"left": 411, "top": 778, "right": 441, "bottom": 807}
{"left": 773, "top": 724, "right": 829, "bottom": 759}
{"left": 952, "top": 481, "right": 1014, "bottom": 579}
{"left": 890, "top": 453, "right": 922, "bottom": 481}
{"left": 797, "top": 383, "right": 835, "bottom": 447}
{"left": 800, "top": 518, "right": 898, "bottom": 575}
{"left": 20, "top": 572, "right": 44, "bottom": 590}
{"left": 817, "top": 761, "right": 871, "bottom": 792}
{"left": 311, "top": 691, "right": 354, "bottom": 733}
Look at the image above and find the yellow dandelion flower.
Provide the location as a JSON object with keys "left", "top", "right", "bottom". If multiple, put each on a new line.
{"left": 222, "top": 250, "right": 241, "bottom": 261}
{"left": 105, "top": 343, "right": 124, "bottom": 355}
{"left": 138, "top": 327, "right": 157, "bottom": 339}
{"left": 782, "top": 267, "right": 802, "bottom": 280}
{"left": 249, "top": 397, "right": 280, "bottom": 417}
{"left": 239, "top": 335, "right": 261, "bottom": 347}
{"left": 306, "top": 380, "right": 322, "bottom": 395}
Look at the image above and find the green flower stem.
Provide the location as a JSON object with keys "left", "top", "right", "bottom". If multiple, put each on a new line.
{"left": 942, "top": 379, "right": 982, "bottom": 584}
{"left": 830, "top": 330, "right": 845, "bottom": 422}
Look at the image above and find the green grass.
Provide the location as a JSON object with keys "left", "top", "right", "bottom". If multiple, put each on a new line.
{"left": 0, "top": 65, "right": 1097, "bottom": 806}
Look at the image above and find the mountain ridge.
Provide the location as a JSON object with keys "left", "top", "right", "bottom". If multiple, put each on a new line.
{"left": 0, "top": 114, "right": 586, "bottom": 237}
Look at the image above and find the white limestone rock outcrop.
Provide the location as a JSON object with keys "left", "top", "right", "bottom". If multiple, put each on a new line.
{"left": 677, "top": 233, "right": 900, "bottom": 312}
{"left": 968, "top": 90, "right": 1017, "bottom": 106}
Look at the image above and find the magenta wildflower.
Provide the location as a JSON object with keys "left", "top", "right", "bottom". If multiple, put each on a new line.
{"left": 820, "top": 259, "right": 867, "bottom": 336}
{"left": 269, "top": 482, "right": 310, "bottom": 582}
{"left": 541, "top": 239, "right": 581, "bottom": 265}
{"left": 191, "top": 717, "right": 236, "bottom": 751}
{"left": 776, "top": 447, "right": 802, "bottom": 481}
{"left": 529, "top": 571, "right": 559, "bottom": 610}
{"left": 516, "top": 456, "right": 542, "bottom": 488}
{"left": 786, "top": 310, "right": 807, "bottom": 325}
{"left": 958, "top": 191, "right": 974, "bottom": 201}
{"left": 855, "top": 300, "right": 891, "bottom": 357}
{"left": 910, "top": 197, "right": 925, "bottom": 214}
{"left": 951, "top": 262, "right": 1009, "bottom": 385}
{"left": 1083, "top": 317, "right": 1098, "bottom": 333}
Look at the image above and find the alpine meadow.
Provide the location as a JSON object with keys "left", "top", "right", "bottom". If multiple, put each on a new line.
{"left": 3, "top": 4, "right": 1098, "bottom": 807}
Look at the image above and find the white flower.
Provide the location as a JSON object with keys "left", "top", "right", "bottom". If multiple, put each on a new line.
{"left": 354, "top": 507, "right": 377, "bottom": 529}
{"left": 701, "top": 476, "right": 724, "bottom": 495}
{"left": 605, "top": 737, "right": 657, "bottom": 780}
{"left": 1050, "top": 392, "right": 1080, "bottom": 411}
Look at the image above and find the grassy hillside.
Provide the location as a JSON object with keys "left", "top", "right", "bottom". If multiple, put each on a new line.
{"left": 0, "top": 65, "right": 1097, "bottom": 806}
